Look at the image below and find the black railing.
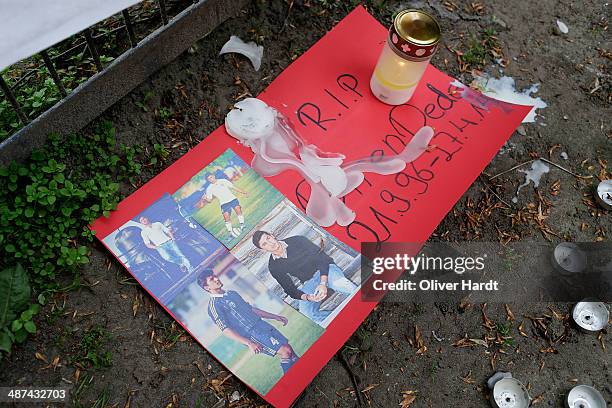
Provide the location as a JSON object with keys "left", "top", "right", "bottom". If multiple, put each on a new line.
{"left": 0, "top": 0, "right": 191, "bottom": 139}
{"left": 0, "top": 0, "right": 247, "bottom": 166}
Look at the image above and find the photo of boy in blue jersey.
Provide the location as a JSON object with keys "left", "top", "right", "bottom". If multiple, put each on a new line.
{"left": 197, "top": 269, "right": 299, "bottom": 374}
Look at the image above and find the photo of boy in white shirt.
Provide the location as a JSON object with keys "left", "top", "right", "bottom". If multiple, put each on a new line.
{"left": 139, "top": 216, "right": 193, "bottom": 273}
{"left": 203, "top": 173, "right": 248, "bottom": 239}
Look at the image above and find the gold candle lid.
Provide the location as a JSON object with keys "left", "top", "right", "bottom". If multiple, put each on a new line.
{"left": 389, "top": 9, "right": 441, "bottom": 61}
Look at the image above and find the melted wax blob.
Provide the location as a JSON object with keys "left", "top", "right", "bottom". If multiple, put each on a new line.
{"left": 225, "top": 98, "right": 434, "bottom": 227}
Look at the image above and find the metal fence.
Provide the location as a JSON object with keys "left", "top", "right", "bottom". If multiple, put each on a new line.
{"left": 1, "top": 1, "right": 175, "bottom": 130}
{"left": 0, "top": 0, "right": 247, "bottom": 165}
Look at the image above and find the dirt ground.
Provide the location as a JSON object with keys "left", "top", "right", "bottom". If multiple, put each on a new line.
{"left": 1, "top": 0, "right": 610, "bottom": 407}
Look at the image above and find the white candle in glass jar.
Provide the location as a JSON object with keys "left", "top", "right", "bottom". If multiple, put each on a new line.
{"left": 370, "top": 10, "right": 441, "bottom": 105}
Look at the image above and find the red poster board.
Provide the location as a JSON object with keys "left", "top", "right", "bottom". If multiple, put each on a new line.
{"left": 92, "top": 6, "right": 530, "bottom": 407}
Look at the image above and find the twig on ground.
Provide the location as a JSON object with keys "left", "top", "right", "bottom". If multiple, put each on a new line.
{"left": 278, "top": 0, "right": 295, "bottom": 34}
{"left": 489, "top": 159, "right": 536, "bottom": 180}
{"left": 337, "top": 351, "right": 363, "bottom": 407}
{"left": 315, "top": 385, "right": 334, "bottom": 405}
{"left": 489, "top": 157, "right": 592, "bottom": 181}
{"left": 479, "top": 176, "right": 513, "bottom": 208}
{"left": 538, "top": 157, "right": 592, "bottom": 179}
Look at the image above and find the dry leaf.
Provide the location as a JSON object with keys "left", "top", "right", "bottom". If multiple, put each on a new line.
{"left": 598, "top": 332, "right": 606, "bottom": 351}
{"left": 51, "top": 356, "right": 60, "bottom": 370}
{"left": 400, "top": 390, "right": 417, "bottom": 408}
{"left": 490, "top": 351, "right": 497, "bottom": 370}
{"left": 414, "top": 326, "right": 427, "bottom": 354}
{"left": 461, "top": 371, "right": 475, "bottom": 384}
{"left": 452, "top": 335, "right": 471, "bottom": 348}
{"left": 361, "top": 384, "right": 379, "bottom": 393}
{"left": 550, "top": 180, "right": 561, "bottom": 196}
{"left": 531, "top": 393, "right": 544, "bottom": 405}
{"left": 470, "top": 2, "right": 484, "bottom": 13}
{"left": 505, "top": 304, "right": 515, "bottom": 321}
{"left": 444, "top": 1, "right": 458, "bottom": 12}
{"left": 208, "top": 373, "right": 232, "bottom": 395}
{"left": 132, "top": 296, "right": 140, "bottom": 317}
{"left": 481, "top": 304, "right": 495, "bottom": 330}
{"left": 548, "top": 306, "right": 564, "bottom": 320}
{"left": 548, "top": 144, "right": 561, "bottom": 157}
{"left": 469, "top": 338, "right": 488, "bottom": 347}
{"left": 35, "top": 352, "right": 48, "bottom": 363}
{"left": 518, "top": 321, "right": 529, "bottom": 338}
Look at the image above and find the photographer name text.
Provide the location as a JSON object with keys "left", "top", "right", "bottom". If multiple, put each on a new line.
{"left": 372, "top": 279, "right": 499, "bottom": 292}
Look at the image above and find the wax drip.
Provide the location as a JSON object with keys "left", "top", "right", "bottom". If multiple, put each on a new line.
{"left": 512, "top": 160, "right": 550, "bottom": 203}
{"left": 225, "top": 98, "right": 434, "bottom": 227}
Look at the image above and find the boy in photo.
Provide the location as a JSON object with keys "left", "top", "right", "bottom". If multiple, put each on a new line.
{"left": 251, "top": 231, "right": 357, "bottom": 324}
{"left": 198, "top": 269, "right": 299, "bottom": 374}
{"left": 139, "top": 216, "right": 192, "bottom": 273}
{"left": 201, "top": 173, "right": 248, "bottom": 239}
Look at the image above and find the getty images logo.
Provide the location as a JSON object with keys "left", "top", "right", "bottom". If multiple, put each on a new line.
{"left": 371, "top": 253, "right": 487, "bottom": 275}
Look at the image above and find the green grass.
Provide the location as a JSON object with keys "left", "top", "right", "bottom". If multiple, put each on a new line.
{"left": 461, "top": 29, "right": 499, "bottom": 69}
{"left": 231, "top": 304, "right": 323, "bottom": 394}
{"left": 495, "top": 321, "right": 516, "bottom": 347}
{"left": 191, "top": 169, "right": 284, "bottom": 247}
{"left": 71, "top": 374, "right": 94, "bottom": 407}
{"left": 72, "top": 325, "right": 113, "bottom": 369}
{"left": 1, "top": 53, "right": 114, "bottom": 141}
{"left": 91, "top": 387, "right": 110, "bottom": 408}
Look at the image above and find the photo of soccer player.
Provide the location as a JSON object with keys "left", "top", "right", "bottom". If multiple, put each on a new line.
{"left": 102, "top": 193, "right": 225, "bottom": 304}
{"left": 202, "top": 172, "right": 248, "bottom": 239}
{"left": 168, "top": 252, "right": 323, "bottom": 395}
{"left": 104, "top": 192, "right": 322, "bottom": 395}
{"left": 231, "top": 199, "right": 362, "bottom": 328}
{"left": 172, "top": 149, "right": 284, "bottom": 248}
{"left": 198, "top": 269, "right": 299, "bottom": 374}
